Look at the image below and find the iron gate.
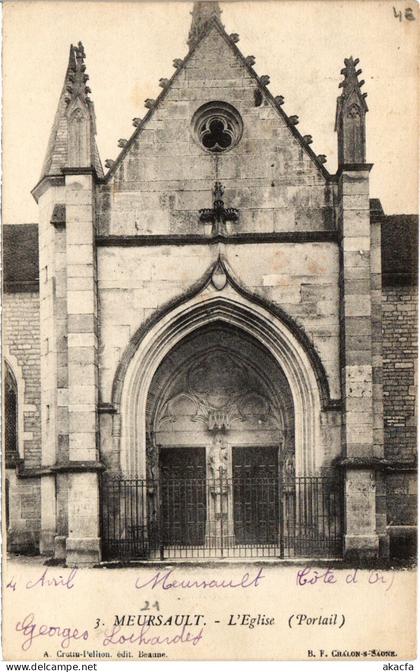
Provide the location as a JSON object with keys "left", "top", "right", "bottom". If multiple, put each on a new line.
{"left": 101, "top": 470, "right": 343, "bottom": 560}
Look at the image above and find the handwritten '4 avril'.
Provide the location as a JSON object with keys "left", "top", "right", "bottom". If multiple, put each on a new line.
{"left": 296, "top": 567, "right": 395, "bottom": 591}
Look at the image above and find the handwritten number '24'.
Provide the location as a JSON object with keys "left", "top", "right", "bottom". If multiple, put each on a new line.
{"left": 141, "top": 600, "right": 160, "bottom": 611}
{"left": 393, "top": 6, "right": 416, "bottom": 21}
{"left": 93, "top": 601, "right": 160, "bottom": 628}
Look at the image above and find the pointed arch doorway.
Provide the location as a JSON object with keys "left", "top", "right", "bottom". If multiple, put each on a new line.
{"left": 146, "top": 323, "right": 295, "bottom": 555}
{"left": 102, "top": 280, "right": 343, "bottom": 560}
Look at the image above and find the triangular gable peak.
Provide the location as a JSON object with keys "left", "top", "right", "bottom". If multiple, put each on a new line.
{"left": 105, "top": 17, "right": 331, "bottom": 182}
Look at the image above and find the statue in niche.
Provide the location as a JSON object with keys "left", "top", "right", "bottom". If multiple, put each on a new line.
{"left": 283, "top": 452, "right": 295, "bottom": 479}
{"left": 146, "top": 431, "right": 159, "bottom": 480}
{"left": 208, "top": 432, "right": 229, "bottom": 477}
{"left": 278, "top": 429, "right": 295, "bottom": 480}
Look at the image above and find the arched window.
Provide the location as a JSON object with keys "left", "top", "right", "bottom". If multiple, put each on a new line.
{"left": 4, "top": 364, "right": 18, "bottom": 468}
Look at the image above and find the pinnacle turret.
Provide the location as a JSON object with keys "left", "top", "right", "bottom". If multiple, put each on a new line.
{"left": 38, "top": 41, "right": 103, "bottom": 185}
{"left": 335, "top": 57, "right": 368, "bottom": 165}
{"left": 187, "top": 1, "right": 223, "bottom": 49}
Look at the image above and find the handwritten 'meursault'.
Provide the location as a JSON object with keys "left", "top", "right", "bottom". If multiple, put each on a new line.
{"left": 135, "top": 568, "right": 265, "bottom": 590}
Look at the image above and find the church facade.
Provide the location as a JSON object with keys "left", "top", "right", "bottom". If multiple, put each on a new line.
{"left": 4, "top": 2, "right": 417, "bottom": 566}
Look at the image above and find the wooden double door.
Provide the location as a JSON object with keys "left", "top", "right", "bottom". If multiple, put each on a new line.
{"left": 232, "top": 445, "right": 279, "bottom": 545}
{"left": 159, "top": 446, "right": 206, "bottom": 546}
{"left": 159, "top": 445, "right": 279, "bottom": 546}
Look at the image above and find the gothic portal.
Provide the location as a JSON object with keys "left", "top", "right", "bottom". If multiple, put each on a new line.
{"left": 146, "top": 325, "right": 294, "bottom": 552}
{"left": 4, "top": 1, "right": 417, "bottom": 565}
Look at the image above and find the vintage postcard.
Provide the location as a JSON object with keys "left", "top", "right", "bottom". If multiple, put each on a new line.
{"left": 1, "top": 0, "right": 418, "bottom": 663}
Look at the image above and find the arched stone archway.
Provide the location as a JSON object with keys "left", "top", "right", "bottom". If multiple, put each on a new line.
{"left": 146, "top": 323, "right": 296, "bottom": 474}
{"left": 115, "top": 274, "right": 323, "bottom": 477}
{"left": 102, "top": 270, "right": 343, "bottom": 560}
{"left": 145, "top": 323, "right": 296, "bottom": 549}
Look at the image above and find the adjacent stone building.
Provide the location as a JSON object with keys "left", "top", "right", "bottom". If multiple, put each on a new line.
{"left": 3, "top": 2, "right": 417, "bottom": 565}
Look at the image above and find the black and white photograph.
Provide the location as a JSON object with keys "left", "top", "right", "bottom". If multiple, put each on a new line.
{"left": 1, "top": 0, "right": 418, "bottom": 663}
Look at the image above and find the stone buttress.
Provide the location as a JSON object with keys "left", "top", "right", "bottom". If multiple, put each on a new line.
{"left": 32, "top": 42, "right": 103, "bottom": 565}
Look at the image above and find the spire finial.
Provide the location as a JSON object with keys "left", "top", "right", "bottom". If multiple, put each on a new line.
{"left": 64, "top": 42, "right": 91, "bottom": 107}
{"left": 337, "top": 56, "right": 367, "bottom": 104}
{"left": 188, "top": 1, "right": 223, "bottom": 49}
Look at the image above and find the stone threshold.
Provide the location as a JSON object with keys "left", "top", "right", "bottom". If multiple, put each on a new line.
{"left": 8, "top": 554, "right": 415, "bottom": 570}
{"left": 95, "top": 557, "right": 343, "bottom": 568}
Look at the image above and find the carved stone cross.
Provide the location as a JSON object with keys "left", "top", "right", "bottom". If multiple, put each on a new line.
{"left": 199, "top": 182, "right": 239, "bottom": 236}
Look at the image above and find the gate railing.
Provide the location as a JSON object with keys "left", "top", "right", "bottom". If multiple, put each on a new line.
{"left": 100, "top": 472, "right": 343, "bottom": 561}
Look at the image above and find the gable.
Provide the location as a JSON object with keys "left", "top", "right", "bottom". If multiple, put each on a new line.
{"left": 97, "top": 22, "right": 334, "bottom": 236}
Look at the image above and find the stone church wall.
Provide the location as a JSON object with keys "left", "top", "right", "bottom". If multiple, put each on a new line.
{"left": 382, "top": 285, "right": 417, "bottom": 462}
{"left": 3, "top": 292, "right": 42, "bottom": 468}
{"left": 6, "top": 472, "right": 41, "bottom": 553}
{"left": 382, "top": 285, "right": 417, "bottom": 557}
{"left": 3, "top": 291, "right": 42, "bottom": 552}
{"left": 97, "top": 241, "right": 340, "bottom": 403}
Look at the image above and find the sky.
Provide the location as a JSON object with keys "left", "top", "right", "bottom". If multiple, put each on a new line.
{"left": 2, "top": 0, "right": 419, "bottom": 224}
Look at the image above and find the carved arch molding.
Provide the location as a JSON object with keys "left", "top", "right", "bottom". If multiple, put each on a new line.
{"left": 116, "top": 260, "right": 325, "bottom": 476}
{"left": 145, "top": 324, "right": 295, "bottom": 480}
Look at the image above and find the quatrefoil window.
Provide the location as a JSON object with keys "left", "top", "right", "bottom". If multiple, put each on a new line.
{"left": 192, "top": 102, "right": 243, "bottom": 153}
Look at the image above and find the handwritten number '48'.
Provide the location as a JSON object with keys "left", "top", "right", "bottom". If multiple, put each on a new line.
{"left": 393, "top": 6, "right": 416, "bottom": 21}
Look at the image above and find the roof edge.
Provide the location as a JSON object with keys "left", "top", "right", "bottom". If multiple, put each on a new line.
{"left": 104, "top": 16, "right": 333, "bottom": 182}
